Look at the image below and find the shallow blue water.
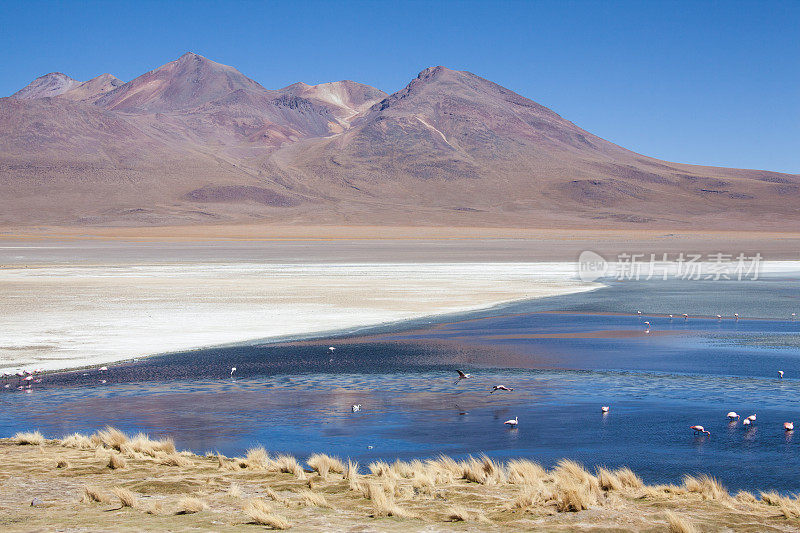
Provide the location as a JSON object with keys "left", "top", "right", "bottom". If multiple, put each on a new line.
{"left": 2, "top": 278, "right": 800, "bottom": 493}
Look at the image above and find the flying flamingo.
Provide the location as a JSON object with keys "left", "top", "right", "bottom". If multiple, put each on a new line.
{"left": 504, "top": 416, "right": 519, "bottom": 428}
{"left": 690, "top": 425, "right": 710, "bottom": 436}
{"left": 490, "top": 385, "right": 513, "bottom": 393}
{"left": 785, "top": 422, "right": 794, "bottom": 432}
{"left": 601, "top": 406, "right": 610, "bottom": 413}
{"left": 454, "top": 370, "right": 471, "bottom": 384}
{"left": 726, "top": 412, "right": 739, "bottom": 421}
{"left": 779, "top": 370, "right": 784, "bottom": 379}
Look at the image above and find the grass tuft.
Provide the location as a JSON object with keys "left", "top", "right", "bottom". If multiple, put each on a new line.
{"left": 82, "top": 486, "right": 111, "bottom": 504}
{"left": 307, "top": 453, "right": 344, "bottom": 480}
{"left": 13, "top": 431, "right": 45, "bottom": 445}
{"left": 107, "top": 453, "right": 127, "bottom": 470}
{"left": 665, "top": 510, "right": 697, "bottom": 533}
{"left": 244, "top": 498, "right": 292, "bottom": 529}
{"left": 175, "top": 496, "right": 207, "bottom": 514}
{"left": 112, "top": 487, "right": 138, "bottom": 508}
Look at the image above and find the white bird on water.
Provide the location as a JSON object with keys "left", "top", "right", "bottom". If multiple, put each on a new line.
{"left": 690, "top": 425, "right": 710, "bottom": 436}
{"left": 743, "top": 418, "right": 752, "bottom": 426}
{"left": 779, "top": 370, "right": 784, "bottom": 379}
{"left": 230, "top": 367, "right": 236, "bottom": 377}
{"left": 727, "top": 412, "right": 740, "bottom": 421}
{"left": 601, "top": 406, "right": 610, "bottom": 413}
{"left": 454, "top": 370, "right": 471, "bottom": 384}
{"left": 785, "top": 422, "right": 794, "bottom": 432}
{"left": 328, "top": 347, "right": 336, "bottom": 352}
{"left": 491, "top": 385, "right": 513, "bottom": 393}
{"left": 504, "top": 416, "right": 519, "bottom": 428}
{"left": 351, "top": 404, "right": 361, "bottom": 412}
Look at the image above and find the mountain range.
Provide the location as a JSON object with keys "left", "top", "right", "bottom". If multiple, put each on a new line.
{"left": 2, "top": 52, "right": 797, "bottom": 228}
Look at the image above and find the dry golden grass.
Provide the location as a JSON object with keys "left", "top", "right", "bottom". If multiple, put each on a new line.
{"left": 4, "top": 428, "right": 800, "bottom": 531}
{"left": 107, "top": 453, "right": 127, "bottom": 470}
{"left": 91, "top": 426, "right": 128, "bottom": 450}
{"left": 683, "top": 474, "right": 729, "bottom": 500}
{"left": 272, "top": 454, "right": 306, "bottom": 479}
{"left": 665, "top": 510, "right": 697, "bottom": 533}
{"left": 82, "top": 486, "right": 111, "bottom": 504}
{"left": 175, "top": 496, "right": 207, "bottom": 514}
{"left": 55, "top": 459, "right": 69, "bottom": 468}
{"left": 306, "top": 453, "right": 344, "bottom": 480}
{"left": 158, "top": 453, "right": 190, "bottom": 467}
{"left": 12, "top": 431, "right": 45, "bottom": 445}
{"left": 244, "top": 498, "right": 292, "bottom": 529}
{"left": 227, "top": 483, "right": 245, "bottom": 499}
{"left": 296, "top": 489, "right": 332, "bottom": 508}
{"left": 245, "top": 446, "right": 270, "bottom": 469}
{"left": 112, "top": 487, "right": 138, "bottom": 508}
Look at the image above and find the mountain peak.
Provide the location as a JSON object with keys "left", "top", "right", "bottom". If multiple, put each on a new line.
{"left": 11, "top": 72, "right": 82, "bottom": 99}
{"left": 95, "top": 53, "right": 267, "bottom": 112}
{"left": 60, "top": 73, "right": 124, "bottom": 102}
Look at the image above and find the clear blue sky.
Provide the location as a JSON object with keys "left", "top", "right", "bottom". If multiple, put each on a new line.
{"left": 2, "top": 0, "right": 798, "bottom": 173}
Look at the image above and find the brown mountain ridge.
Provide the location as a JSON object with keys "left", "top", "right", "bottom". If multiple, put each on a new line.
{"left": 2, "top": 52, "right": 797, "bottom": 229}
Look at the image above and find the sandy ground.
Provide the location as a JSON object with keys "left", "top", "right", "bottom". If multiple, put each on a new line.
{"left": 2, "top": 431, "right": 798, "bottom": 532}
{"left": 0, "top": 261, "right": 595, "bottom": 372}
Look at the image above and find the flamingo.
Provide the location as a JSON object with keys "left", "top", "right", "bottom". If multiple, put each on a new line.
{"left": 683, "top": 313, "right": 689, "bottom": 320}
{"left": 779, "top": 370, "right": 784, "bottom": 379}
{"left": 669, "top": 314, "right": 674, "bottom": 318}
{"left": 792, "top": 313, "right": 797, "bottom": 320}
{"left": 98, "top": 366, "right": 108, "bottom": 372}
{"left": 454, "top": 370, "right": 471, "bottom": 384}
{"left": 490, "top": 385, "right": 513, "bottom": 393}
{"left": 504, "top": 416, "right": 519, "bottom": 428}
{"left": 690, "top": 425, "right": 711, "bottom": 436}
{"left": 785, "top": 422, "right": 794, "bottom": 432}
{"left": 637, "top": 310, "right": 642, "bottom": 316}
{"left": 328, "top": 346, "right": 336, "bottom": 352}
{"left": 351, "top": 404, "right": 361, "bottom": 412}
{"left": 743, "top": 418, "right": 752, "bottom": 426}
{"left": 601, "top": 406, "right": 610, "bottom": 413}
{"left": 230, "top": 367, "right": 236, "bottom": 377}
{"left": 716, "top": 314, "right": 722, "bottom": 320}
{"left": 746, "top": 414, "right": 756, "bottom": 422}
{"left": 734, "top": 313, "right": 739, "bottom": 320}
{"left": 726, "top": 412, "right": 740, "bottom": 421}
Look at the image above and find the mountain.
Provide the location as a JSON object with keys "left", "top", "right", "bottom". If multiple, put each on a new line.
{"left": 1, "top": 55, "right": 798, "bottom": 228}
{"left": 11, "top": 72, "right": 82, "bottom": 100}
{"left": 61, "top": 74, "right": 124, "bottom": 103}
{"left": 95, "top": 53, "right": 269, "bottom": 113}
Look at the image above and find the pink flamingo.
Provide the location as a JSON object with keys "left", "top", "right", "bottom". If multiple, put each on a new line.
{"left": 683, "top": 313, "right": 689, "bottom": 320}
{"left": 690, "top": 425, "right": 710, "bottom": 436}
{"left": 785, "top": 422, "right": 794, "bottom": 432}
{"left": 504, "top": 416, "right": 519, "bottom": 428}
{"left": 601, "top": 406, "right": 610, "bottom": 413}
{"left": 726, "top": 412, "right": 739, "bottom": 421}
{"left": 490, "top": 385, "right": 513, "bottom": 393}
{"left": 779, "top": 370, "right": 784, "bottom": 379}
{"left": 743, "top": 418, "right": 752, "bottom": 426}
